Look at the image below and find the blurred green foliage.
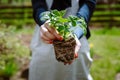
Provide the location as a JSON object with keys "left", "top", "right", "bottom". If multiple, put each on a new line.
{"left": 0, "top": 22, "right": 30, "bottom": 78}
{"left": 89, "top": 27, "right": 120, "bottom": 80}
{"left": 0, "top": 0, "right": 120, "bottom": 27}
{"left": 0, "top": 0, "right": 31, "bottom": 6}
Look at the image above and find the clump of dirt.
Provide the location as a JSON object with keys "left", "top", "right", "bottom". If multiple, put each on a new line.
{"left": 53, "top": 37, "right": 76, "bottom": 63}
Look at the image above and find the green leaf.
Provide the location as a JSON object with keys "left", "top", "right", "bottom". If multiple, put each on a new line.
{"left": 68, "top": 16, "right": 78, "bottom": 26}
{"left": 60, "top": 10, "right": 66, "bottom": 16}
{"left": 58, "top": 17, "right": 68, "bottom": 23}
{"left": 39, "top": 9, "right": 87, "bottom": 40}
{"left": 40, "top": 11, "right": 50, "bottom": 21}
{"left": 53, "top": 10, "right": 61, "bottom": 16}
{"left": 71, "top": 20, "right": 76, "bottom": 26}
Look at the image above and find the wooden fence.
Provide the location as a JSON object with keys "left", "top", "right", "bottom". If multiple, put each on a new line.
{"left": 0, "top": 5, "right": 33, "bottom": 25}
{"left": 90, "top": 2, "right": 120, "bottom": 27}
{"left": 0, "top": 2, "right": 120, "bottom": 27}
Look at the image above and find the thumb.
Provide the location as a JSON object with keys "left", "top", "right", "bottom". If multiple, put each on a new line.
{"left": 74, "top": 53, "right": 78, "bottom": 58}
{"left": 75, "top": 36, "right": 81, "bottom": 54}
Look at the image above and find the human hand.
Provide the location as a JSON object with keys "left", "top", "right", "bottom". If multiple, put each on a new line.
{"left": 40, "top": 20, "right": 63, "bottom": 44}
{"left": 40, "top": 21, "right": 81, "bottom": 65}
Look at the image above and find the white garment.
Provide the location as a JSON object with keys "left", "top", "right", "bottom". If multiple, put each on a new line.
{"left": 29, "top": 26, "right": 93, "bottom": 80}
{"left": 29, "top": 0, "right": 93, "bottom": 80}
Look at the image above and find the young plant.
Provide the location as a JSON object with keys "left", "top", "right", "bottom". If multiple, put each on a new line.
{"left": 40, "top": 10, "right": 87, "bottom": 40}
{"left": 40, "top": 10, "right": 87, "bottom": 63}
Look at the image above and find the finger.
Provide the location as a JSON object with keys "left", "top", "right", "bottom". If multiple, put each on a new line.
{"left": 40, "top": 31, "right": 53, "bottom": 44}
{"left": 44, "top": 23, "right": 58, "bottom": 40}
{"left": 45, "top": 24, "right": 63, "bottom": 40}
{"left": 40, "top": 31, "right": 54, "bottom": 44}
{"left": 75, "top": 37, "right": 81, "bottom": 54}
{"left": 40, "top": 25, "right": 56, "bottom": 40}
{"left": 41, "top": 39, "right": 53, "bottom": 44}
{"left": 64, "top": 62, "right": 67, "bottom": 65}
{"left": 68, "top": 61, "right": 73, "bottom": 65}
{"left": 52, "top": 28, "right": 63, "bottom": 41}
{"left": 74, "top": 53, "right": 78, "bottom": 58}
{"left": 42, "top": 31, "right": 56, "bottom": 40}
{"left": 40, "top": 31, "right": 50, "bottom": 41}
{"left": 45, "top": 25, "right": 57, "bottom": 36}
{"left": 64, "top": 61, "right": 73, "bottom": 65}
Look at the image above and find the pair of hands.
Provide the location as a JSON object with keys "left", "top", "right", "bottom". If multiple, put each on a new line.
{"left": 40, "top": 21, "right": 81, "bottom": 65}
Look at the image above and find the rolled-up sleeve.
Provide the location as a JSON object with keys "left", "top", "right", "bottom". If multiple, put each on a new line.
{"left": 73, "top": 0, "right": 96, "bottom": 39}
{"left": 77, "top": 0, "right": 96, "bottom": 24}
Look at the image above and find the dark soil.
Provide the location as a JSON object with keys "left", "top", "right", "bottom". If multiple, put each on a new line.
{"left": 53, "top": 37, "right": 76, "bottom": 63}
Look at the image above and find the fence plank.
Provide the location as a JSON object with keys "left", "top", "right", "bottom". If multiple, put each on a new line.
{"left": 0, "top": 3, "right": 120, "bottom": 27}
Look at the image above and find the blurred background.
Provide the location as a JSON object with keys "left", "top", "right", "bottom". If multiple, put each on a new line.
{"left": 0, "top": 0, "right": 120, "bottom": 80}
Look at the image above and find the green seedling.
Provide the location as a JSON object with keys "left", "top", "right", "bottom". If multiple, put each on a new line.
{"left": 40, "top": 10, "right": 87, "bottom": 40}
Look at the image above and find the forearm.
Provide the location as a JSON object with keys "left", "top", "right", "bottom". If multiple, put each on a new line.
{"left": 77, "top": 0, "right": 96, "bottom": 24}
{"left": 74, "top": 0, "right": 96, "bottom": 39}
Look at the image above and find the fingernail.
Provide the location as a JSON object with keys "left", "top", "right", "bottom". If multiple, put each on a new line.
{"left": 49, "top": 41, "right": 53, "bottom": 44}
{"left": 64, "top": 63, "right": 67, "bottom": 65}
{"left": 74, "top": 53, "right": 78, "bottom": 58}
{"left": 59, "top": 37, "right": 63, "bottom": 41}
{"left": 68, "top": 62, "right": 72, "bottom": 65}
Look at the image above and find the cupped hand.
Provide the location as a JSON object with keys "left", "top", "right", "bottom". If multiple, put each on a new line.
{"left": 40, "top": 21, "right": 81, "bottom": 65}
{"left": 40, "top": 20, "right": 63, "bottom": 44}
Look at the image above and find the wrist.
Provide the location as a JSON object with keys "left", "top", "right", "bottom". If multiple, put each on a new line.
{"left": 73, "top": 26, "right": 84, "bottom": 39}
{"left": 39, "top": 11, "right": 50, "bottom": 25}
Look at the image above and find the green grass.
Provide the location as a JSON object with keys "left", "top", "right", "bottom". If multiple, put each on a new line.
{"left": 89, "top": 27, "right": 120, "bottom": 80}
{"left": 0, "top": 24, "right": 32, "bottom": 77}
